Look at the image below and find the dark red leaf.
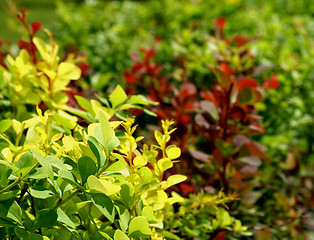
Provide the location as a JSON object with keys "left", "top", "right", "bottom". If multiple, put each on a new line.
{"left": 140, "top": 47, "right": 155, "bottom": 62}
{"left": 195, "top": 113, "right": 210, "bottom": 129}
{"left": 17, "top": 40, "right": 31, "bottom": 52}
{"left": 17, "top": 9, "right": 26, "bottom": 22}
{"left": 240, "top": 143, "right": 270, "bottom": 162}
{"left": 219, "top": 62, "right": 232, "bottom": 75}
{"left": 123, "top": 70, "right": 137, "bottom": 84}
{"left": 180, "top": 114, "right": 191, "bottom": 124}
{"left": 131, "top": 63, "right": 144, "bottom": 73}
{"left": 200, "top": 89, "right": 218, "bottom": 106}
{"left": 213, "top": 232, "right": 226, "bottom": 240}
{"left": 179, "top": 183, "right": 194, "bottom": 195}
{"left": 154, "top": 36, "right": 162, "bottom": 42}
{"left": 237, "top": 78, "right": 258, "bottom": 91}
{"left": 215, "top": 17, "right": 226, "bottom": 29}
{"left": 233, "top": 35, "right": 248, "bottom": 47}
{"left": 229, "top": 106, "right": 245, "bottom": 121}
{"left": 189, "top": 149, "right": 211, "bottom": 163}
{"left": 247, "top": 124, "right": 266, "bottom": 135}
{"left": 78, "top": 63, "right": 91, "bottom": 76}
{"left": 31, "top": 21, "right": 41, "bottom": 35}
{"left": 180, "top": 82, "right": 197, "bottom": 97}
{"left": 263, "top": 74, "right": 279, "bottom": 89}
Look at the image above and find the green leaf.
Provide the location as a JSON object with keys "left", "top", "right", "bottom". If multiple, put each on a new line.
{"left": 87, "top": 136, "right": 107, "bottom": 169}
{"left": 0, "top": 120, "right": 11, "bottom": 133}
{"left": 28, "top": 168, "right": 48, "bottom": 179}
{"left": 109, "top": 85, "right": 128, "bottom": 108}
{"left": 166, "top": 145, "right": 181, "bottom": 159}
{"left": 58, "top": 169, "right": 82, "bottom": 189}
{"left": 211, "top": 66, "right": 232, "bottom": 89}
{"left": 128, "top": 95, "right": 157, "bottom": 105}
{"left": 0, "top": 160, "right": 19, "bottom": 171}
{"left": 157, "top": 158, "right": 173, "bottom": 173}
{"left": 142, "top": 206, "right": 158, "bottom": 224}
{"left": 165, "top": 174, "right": 187, "bottom": 189}
{"left": 137, "top": 167, "right": 153, "bottom": 187}
{"left": 215, "top": 139, "right": 234, "bottom": 157}
{"left": 106, "top": 154, "right": 128, "bottom": 172}
{"left": 95, "top": 110, "right": 114, "bottom": 151}
{"left": 78, "top": 156, "right": 97, "bottom": 185}
{"left": 128, "top": 216, "right": 153, "bottom": 238}
{"left": 29, "top": 187, "right": 55, "bottom": 199}
{"left": 119, "top": 182, "right": 134, "bottom": 207}
{"left": 239, "top": 88, "right": 263, "bottom": 105}
{"left": 163, "top": 230, "right": 181, "bottom": 240}
{"left": 114, "top": 229, "right": 129, "bottom": 240}
{"left": 0, "top": 218, "right": 16, "bottom": 227}
{"left": 89, "top": 192, "right": 115, "bottom": 223}
{"left": 0, "top": 200, "right": 22, "bottom": 225}
{"left": 15, "top": 152, "right": 38, "bottom": 179}
{"left": 75, "top": 95, "right": 95, "bottom": 118}
{"left": 57, "top": 208, "right": 75, "bottom": 229}
{"left": 46, "top": 156, "right": 72, "bottom": 171}
{"left": 107, "top": 135, "right": 120, "bottom": 153}
{"left": 15, "top": 227, "right": 44, "bottom": 240}
{"left": 115, "top": 205, "right": 130, "bottom": 232}
{"left": 34, "top": 209, "right": 58, "bottom": 228}
{"left": 87, "top": 175, "right": 121, "bottom": 196}
{"left": 0, "top": 190, "right": 19, "bottom": 201}
{"left": 154, "top": 130, "right": 163, "bottom": 147}
{"left": 31, "top": 150, "right": 55, "bottom": 188}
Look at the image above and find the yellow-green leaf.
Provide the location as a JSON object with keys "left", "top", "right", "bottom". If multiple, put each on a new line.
{"left": 166, "top": 145, "right": 181, "bottom": 159}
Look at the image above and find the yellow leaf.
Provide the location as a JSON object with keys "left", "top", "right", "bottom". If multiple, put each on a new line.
{"left": 133, "top": 156, "right": 148, "bottom": 168}
{"left": 166, "top": 145, "right": 181, "bottom": 159}
{"left": 58, "top": 62, "right": 81, "bottom": 80}
{"left": 62, "top": 135, "right": 76, "bottom": 152}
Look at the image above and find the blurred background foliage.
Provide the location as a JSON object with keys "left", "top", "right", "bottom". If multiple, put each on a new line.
{"left": 1, "top": 0, "right": 314, "bottom": 239}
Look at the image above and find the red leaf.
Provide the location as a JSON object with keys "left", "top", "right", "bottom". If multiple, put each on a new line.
{"left": 229, "top": 106, "right": 245, "bottom": 121}
{"left": 219, "top": 62, "right": 232, "bottom": 75}
{"left": 247, "top": 124, "right": 266, "bottom": 135}
{"left": 240, "top": 143, "right": 270, "bottom": 162}
{"left": 17, "top": 9, "right": 26, "bottom": 22}
{"left": 237, "top": 78, "right": 258, "bottom": 91}
{"left": 140, "top": 47, "right": 155, "bottom": 62}
{"left": 215, "top": 17, "right": 226, "bottom": 29}
{"left": 31, "top": 21, "right": 41, "bottom": 35}
{"left": 233, "top": 35, "right": 248, "bottom": 47}
{"left": 213, "top": 232, "right": 226, "bottom": 240}
{"left": 123, "top": 70, "right": 137, "bottom": 84}
{"left": 180, "top": 114, "right": 191, "bottom": 124}
{"left": 17, "top": 40, "right": 31, "bottom": 52}
{"left": 78, "top": 63, "right": 91, "bottom": 76}
{"left": 131, "top": 63, "right": 144, "bottom": 73}
{"left": 200, "top": 89, "right": 218, "bottom": 106}
{"left": 180, "top": 82, "right": 197, "bottom": 97}
{"left": 179, "top": 183, "right": 194, "bottom": 195}
{"left": 210, "top": 66, "right": 232, "bottom": 89}
{"left": 154, "top": 36, "right": 162, "bottom": 42}
{"left": 263, "top": 74, "right": 279, "bottom": 89}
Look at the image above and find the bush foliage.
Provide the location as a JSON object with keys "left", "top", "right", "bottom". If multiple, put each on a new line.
{"left": 0, "top": 0, "right": 314, "bottom": 239}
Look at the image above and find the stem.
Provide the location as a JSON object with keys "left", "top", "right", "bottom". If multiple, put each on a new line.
{"left": 53, "top": 189, "right": 80, "bottom": 210}
{"left": 15, "top": 122, "right": 25, "bottom": 148}
{"left": 0, "top": 179, "right": 21, "bottom": 194}
{"left": 0, "top": 163, "right": 38, "bottom": 194}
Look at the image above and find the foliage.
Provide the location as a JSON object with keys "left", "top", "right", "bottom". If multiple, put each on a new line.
{"left": 0, "top": 14, "right": 191, "bottom": 239}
